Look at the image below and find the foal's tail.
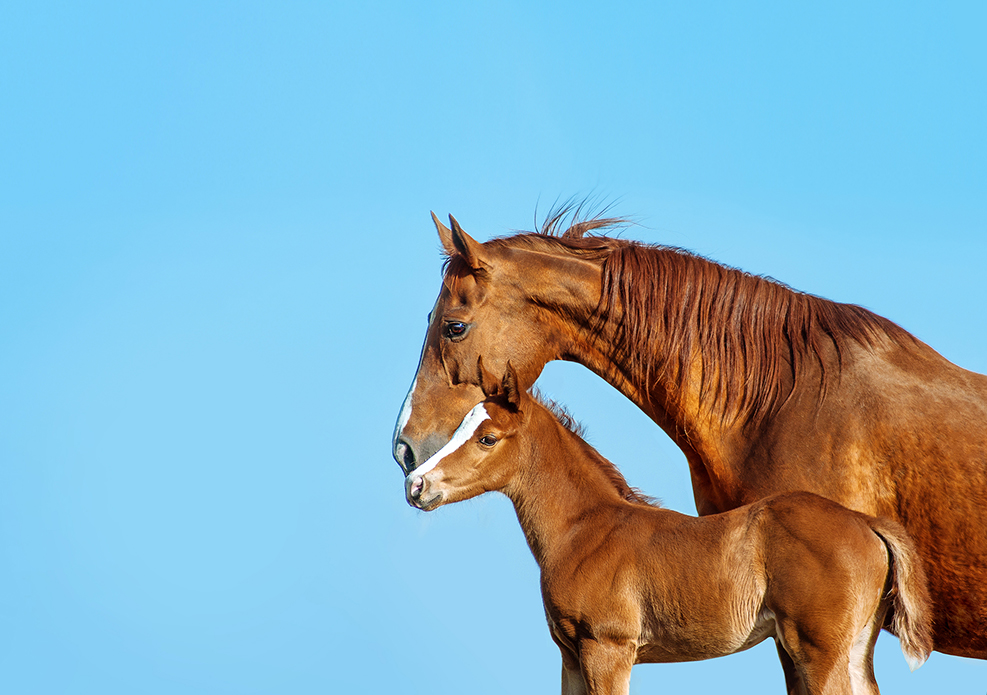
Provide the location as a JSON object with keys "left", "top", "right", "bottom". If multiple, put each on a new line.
{"left": 868, "top": 517, "right": 934, "bottom": 671}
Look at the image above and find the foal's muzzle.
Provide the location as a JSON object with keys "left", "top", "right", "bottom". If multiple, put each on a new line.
{"left": 405, "top": 474, "right": 442, "bottom": 511}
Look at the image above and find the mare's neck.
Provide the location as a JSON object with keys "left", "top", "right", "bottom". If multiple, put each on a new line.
{"left": 504, "top": 406, "right": 635, "bottom": 566}
{"left": 530, "top": 246, "right": 743, "bottom": 513}
{"left": 542, "top": 252, "right": 730, "bottom": 446}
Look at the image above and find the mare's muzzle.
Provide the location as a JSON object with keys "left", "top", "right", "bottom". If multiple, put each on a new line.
{"left": 394, "top": 434, "right": 447, "bottom": 477}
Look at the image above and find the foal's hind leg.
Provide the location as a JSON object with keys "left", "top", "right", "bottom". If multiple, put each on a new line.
{"left": 775, "top": 614, "right": 885, "bottom": 695}
{"left": 844, "top": 604, "right": 885, "bottom": 695}
{"left": 774, "top": 638, "right": 808, "bottom": 695}
{"left": 777, "top": 642, "right": 850, "bottom": 693}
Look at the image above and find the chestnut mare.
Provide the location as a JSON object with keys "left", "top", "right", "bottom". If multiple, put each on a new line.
{"left": 404, "top": 364, "right": 933, "bottom": 695}
{"left": 392, "top": 212, "right": 987, "bottom": 658}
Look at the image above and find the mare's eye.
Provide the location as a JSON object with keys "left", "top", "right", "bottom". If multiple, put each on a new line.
{"left": 444, "top": 321, "right": 469, "bottom": 339}
{"left": 479, "top": 435, "right": 497, "bottom": 447}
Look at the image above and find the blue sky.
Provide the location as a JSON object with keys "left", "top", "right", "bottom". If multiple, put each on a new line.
{"left": 1, "top": 2, "right": 985, "bottom": 693}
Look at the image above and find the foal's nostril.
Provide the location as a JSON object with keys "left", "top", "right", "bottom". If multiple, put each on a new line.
{"left": 410, "top": 477, "right": 424, "bottom": 501}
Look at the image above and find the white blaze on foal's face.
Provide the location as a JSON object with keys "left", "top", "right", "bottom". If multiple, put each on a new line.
{"left": 405, "top": 402, "right": 491, "bottom": 510}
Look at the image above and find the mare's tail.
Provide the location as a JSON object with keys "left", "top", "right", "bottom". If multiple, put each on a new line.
{"left": 868, "top": 516, "right": 934, "bottom": 671}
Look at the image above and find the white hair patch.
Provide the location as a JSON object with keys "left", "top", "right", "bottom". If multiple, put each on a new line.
{"left": 407, "top": 403, "right": 490, "bottom": 480}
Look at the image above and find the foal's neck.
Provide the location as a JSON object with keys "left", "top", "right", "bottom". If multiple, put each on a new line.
{"left": 505, "top": 405, "right": 639, "bottom": 564}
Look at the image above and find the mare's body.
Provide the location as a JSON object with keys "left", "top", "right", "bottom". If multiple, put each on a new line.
{"left": 393, "top": 213, "right": 987, "bottom": 656}
{"left": 404, "top": 370, "right": 932, "bottom": 695}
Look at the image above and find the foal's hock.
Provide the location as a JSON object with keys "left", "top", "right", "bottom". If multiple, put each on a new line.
{"left": 403, "top": 364, "right": 933, "bottom": 695}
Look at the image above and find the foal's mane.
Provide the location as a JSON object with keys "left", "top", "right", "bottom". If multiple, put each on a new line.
{"left": 532, "top": 390, "right": 656, "bottom": 507}
{"left": 532, "top": 389, "right": 587, "bottom": 438}
{"left": 446, "top": 208, "right": 914, "bottom": 429}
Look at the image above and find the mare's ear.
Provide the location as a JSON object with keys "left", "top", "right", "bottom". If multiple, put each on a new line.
{"left": 432, "top": 212, "right": 487, "bottom": 272}
{"left": 432, "top": 211, "right": 455, "bottom": 255}
{"left": 502, "top": 362, "right": 522, "bottom": 411}
{"left": 449, "top": 216, "right": 487, "bottom": 271}
{"left": 477, "top": 356, "right": 501, "bottom": 398}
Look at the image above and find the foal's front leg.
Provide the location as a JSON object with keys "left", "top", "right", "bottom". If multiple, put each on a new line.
{"left": 552, "top": 621, "right": 589, "bottom": 695}
{"left": 558, "top": 640, "right": 588, "bottom": 695}
{"left": 561, "top": 661, "right": 588, "bottom": 695}
{"left": 576, "top": 638, "right": 635, "bottom": 695}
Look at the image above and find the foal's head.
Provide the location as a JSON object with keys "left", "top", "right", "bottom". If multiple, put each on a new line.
{"left": 404, "top": 361, "right": 527, "bottom": 511}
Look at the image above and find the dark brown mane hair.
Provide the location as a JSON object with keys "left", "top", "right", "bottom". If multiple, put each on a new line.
{"left": 531, "top": 389, "right": 656, "bottom": 507}
{"left": 444, "top": 207, "right": 915, "bottom": 429}
{"left": 591, "top": 239, "right": 914, "bottom": 428}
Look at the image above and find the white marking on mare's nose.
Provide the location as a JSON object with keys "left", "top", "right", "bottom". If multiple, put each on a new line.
{"left": 393, "top": 377, "right": 417, "bottom": 454}
{"left": 393, "top": 293, "right": 443, "bottom": 458}
{"left": 406, "top": 403, "right": 490, "bottom": 480}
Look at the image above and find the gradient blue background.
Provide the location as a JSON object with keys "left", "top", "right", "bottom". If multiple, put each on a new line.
{"left": 2, "top": 2, "right": 985, "bottom": 693}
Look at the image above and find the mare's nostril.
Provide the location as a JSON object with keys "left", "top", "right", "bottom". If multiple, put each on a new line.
{"left": 399, "top": 439, "right": 417, "bottom": 473}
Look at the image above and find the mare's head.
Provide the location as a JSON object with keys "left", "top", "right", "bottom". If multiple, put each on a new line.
{"left": 393, "top": 213, "right": 597, "bottom": 474}
{"left": 404, "top": 361, "right": 526, "bottom": 511}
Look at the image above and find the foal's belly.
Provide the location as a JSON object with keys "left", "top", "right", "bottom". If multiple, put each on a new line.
{"left": 635, "top": 607, "right": 777, "bottom": 664}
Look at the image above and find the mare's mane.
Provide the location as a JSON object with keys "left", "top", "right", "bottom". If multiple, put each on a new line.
{"left": 444, "top": 210, "right": 914, "bottom": 429}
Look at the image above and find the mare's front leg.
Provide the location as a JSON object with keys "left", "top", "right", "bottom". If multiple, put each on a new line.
{"left": 577, "top": 638, "right": 635, "bottom": 695}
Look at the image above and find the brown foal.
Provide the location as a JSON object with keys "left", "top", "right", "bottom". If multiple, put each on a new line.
{"left": 404, "top": 365, "right": 932, "bottom": 695}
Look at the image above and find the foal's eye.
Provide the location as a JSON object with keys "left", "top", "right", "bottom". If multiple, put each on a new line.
{"left": 479, "top": 435, "right": 497, "bottom": 447}
{"left": 444, "top": 321, "right": 469, "bottom": 339}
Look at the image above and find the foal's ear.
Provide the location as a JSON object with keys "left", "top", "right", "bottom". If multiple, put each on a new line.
{"left": 432, "top": 212, "right": 486, "bottom": 272}
{"left": 477, "top": 356, "right": 501, "bottom": 398}
{"left": 502, "top": 362, "right": 522, "bottom": 411}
